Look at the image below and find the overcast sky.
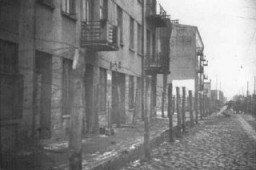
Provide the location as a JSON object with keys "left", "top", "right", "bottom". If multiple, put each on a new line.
{"left": 159, "top": 0, "right": 256, "bottom": 99}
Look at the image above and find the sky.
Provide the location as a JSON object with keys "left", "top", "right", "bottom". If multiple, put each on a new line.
{"left": 159, "top": 0, "right": 256, "bottom": 99}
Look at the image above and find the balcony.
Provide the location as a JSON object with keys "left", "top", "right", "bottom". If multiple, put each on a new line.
{"left": 197, "top": 65, "right": 204, "bottom": 74}
{"left": 196, "top": 47, "right": 204, "bottom": 56}
{"left": 145, "top": 54, "right": 169, "bottom": 75}
{"left": 146, "top": 1, "right": 169, "bottom": 27}
{"left": 80, "top": 20, "right": 118, "bottom": 51}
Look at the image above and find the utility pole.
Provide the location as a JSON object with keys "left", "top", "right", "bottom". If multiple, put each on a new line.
{"left": 195, "top": 63, "right": 199, "bottom": 125}
{"left": 144, "top": 77, "right": 151, "bottom": 159}
{"left": 142, "top": 0, "right": 150, "bottom": 160}
{"left": 69, "top": 1, "right": 84, "bottom": 169}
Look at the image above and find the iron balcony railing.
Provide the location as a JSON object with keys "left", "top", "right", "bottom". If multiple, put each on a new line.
{"left": 145, "top": 53, "right": 169, "bottom": 74}
{"left": 197, "top": 65, "right": 204, "bottom": 74}
{"left": 146, "top": 1, "right": 169, "bottom": 27}
{"left": 80, "top": 20, "right": 118, "bottom": 51}
{"left": 196, "top": 47, "right": 204, "bottom": 56}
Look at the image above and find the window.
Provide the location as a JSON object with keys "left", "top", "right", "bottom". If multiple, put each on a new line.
{"left": 137, "top": 23, "right": 142, "bottom": 54}
{"left": 0, "top": 39, "right": 18, "bottom": 74}
{"left": 146, "top": 30, "right": 151, "bottom": 55}
{"left": 86, "top": 0, "right": 94, "bottom": 21}
{"left": 117, "top": 5, "right": 123, "bottom": 45}
{"left": 82, "top": 0, "right": 86, "bottom": 21}
{"left": 99, "top": 0, "right": 108, "bottom": 20}
{"left": 152, "top": 33, "right": 155, "bottom": 56}
{"left": 0, "top": 39, "right": 22, "bottom": 121}
{"left": 129, "top": 17, "right": 134, "bottom": 49}
{"left": 99, "top": 68, "right": 107, "bottom": 112}
{"left": 129, "top": 76, "right": 134, "bottom": 109}
{"left": 62, "top": 58, "right": 72, "bottom": 115}
{"left": 62, "top": 0, "right": 75, "bottom": 14}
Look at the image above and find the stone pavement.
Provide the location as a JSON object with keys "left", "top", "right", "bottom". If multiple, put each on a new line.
{"left": 123, "top": 111, "right": 256, "bottom": 170}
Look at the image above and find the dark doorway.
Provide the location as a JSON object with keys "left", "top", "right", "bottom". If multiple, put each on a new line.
{"left": 34, "top": 51, "right": 52, "bottom": 139}
{"left": 84, "top": 64, "right": 94, "bottom": 133}
{"left": 112, "top": 71, "right": 125, "bottom": 126}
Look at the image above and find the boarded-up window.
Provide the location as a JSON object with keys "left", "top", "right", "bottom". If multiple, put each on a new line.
{"left": 129, "top": 76, "right": 134, "bottom": 109}
{"left": 99, "top": 68, "right": 107, "bottom": 112}
{"left": 62, "top": 58, "right": 72, "bottom": 115}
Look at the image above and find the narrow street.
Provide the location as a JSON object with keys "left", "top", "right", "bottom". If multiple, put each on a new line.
{"left": 123, "top": 112, "right": 256, "bottom": 170}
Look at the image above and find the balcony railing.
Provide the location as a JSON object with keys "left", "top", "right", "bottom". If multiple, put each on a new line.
{"left": 171, "top": 19, "right": 179, "bottom": 24}
{"left": 80, "top": 20, "right": 118, "bottom": 51}
{"left": 146, "top": 1, "right": 169, "bottom": 27}
{"left": 197, "top": 65, "right": 204, "bottom": 74}
{"left": 145, "top": 53, "right": 169, "bottom": 74}
{"left": 196, "top": 47, "right": 204, "bottom": 56}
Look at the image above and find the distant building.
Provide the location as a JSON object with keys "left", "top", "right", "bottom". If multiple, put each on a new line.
{"left": 156, "top": 23, "right": 205, "bottom": 112}
{"left": 204, "top": 81, "right": 211, "bottom": 98}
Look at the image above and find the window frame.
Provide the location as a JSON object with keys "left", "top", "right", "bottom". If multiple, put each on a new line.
{"left": 137, "top": 23, "right": 142, "bottom": 54}
{"left": 129, "top": 17, "right": 135, "bottom": 50}
{"left": 117, "top": 5, "right": 123, "bottom": 45}
{"left": 61, "top": 0, "right": 75, "bottom": 15}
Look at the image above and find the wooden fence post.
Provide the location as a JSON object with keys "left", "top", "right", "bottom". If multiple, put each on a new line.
{"left": 168, "top": 83, "right": 174, "bottom": 142}
{"left": 200, "top": 93, "right": 203, "bottom": 120}
{"left": 182, "top": 87, "right": 186, "bottom": 133}
{"left": 176, "top": 87, "right": 181, "bottom": 137}
{"left": 195, "top": 91, "right": 198, "bottom": 124}
{"left": 189, "top": 90, "right": 194, "bottom": 126}
{"left": 132, "top": 88, "right": 139, "bottom": 125}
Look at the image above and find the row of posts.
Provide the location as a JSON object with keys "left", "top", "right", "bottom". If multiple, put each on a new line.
{"left": 167, "top": 83, "right": 207, "bottom": 142}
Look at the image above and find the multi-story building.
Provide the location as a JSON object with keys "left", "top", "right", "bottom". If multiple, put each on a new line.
{"left": 0, "top": 0, "right": 146, "bottom": 154}
{"left": 156, "top": 23, "right": 204, "bottom": 115}
{"left": 144, "top": 0, "right": 171, "bottom": 117}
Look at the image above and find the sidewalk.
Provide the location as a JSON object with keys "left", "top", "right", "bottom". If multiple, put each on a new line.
{"left": 1, "top": 115, "right": 170, "bottom": 170}
{"left": 2, "top": 110, "right": 202, "bottom": 170}
{"left": 123, "top": 110, "right": 256, "bottom": 170}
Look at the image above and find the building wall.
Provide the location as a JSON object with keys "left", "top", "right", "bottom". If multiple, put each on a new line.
{"left": 1, "top": 0, "right": 147, "bottom": 150}
{"left": 0, "top": 0, "right": 40, "bottom": 152}
{"left": 84, "top": 0, "right": 143, "bottom": 128}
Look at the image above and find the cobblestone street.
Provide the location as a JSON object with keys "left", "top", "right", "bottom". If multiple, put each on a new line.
{"left": 124, "top": 113, "right": 256, "bottom": 170}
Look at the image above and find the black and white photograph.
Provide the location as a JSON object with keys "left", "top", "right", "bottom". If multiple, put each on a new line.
{"left": 0, "top": 0, "right": 256, "bottom": 169}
